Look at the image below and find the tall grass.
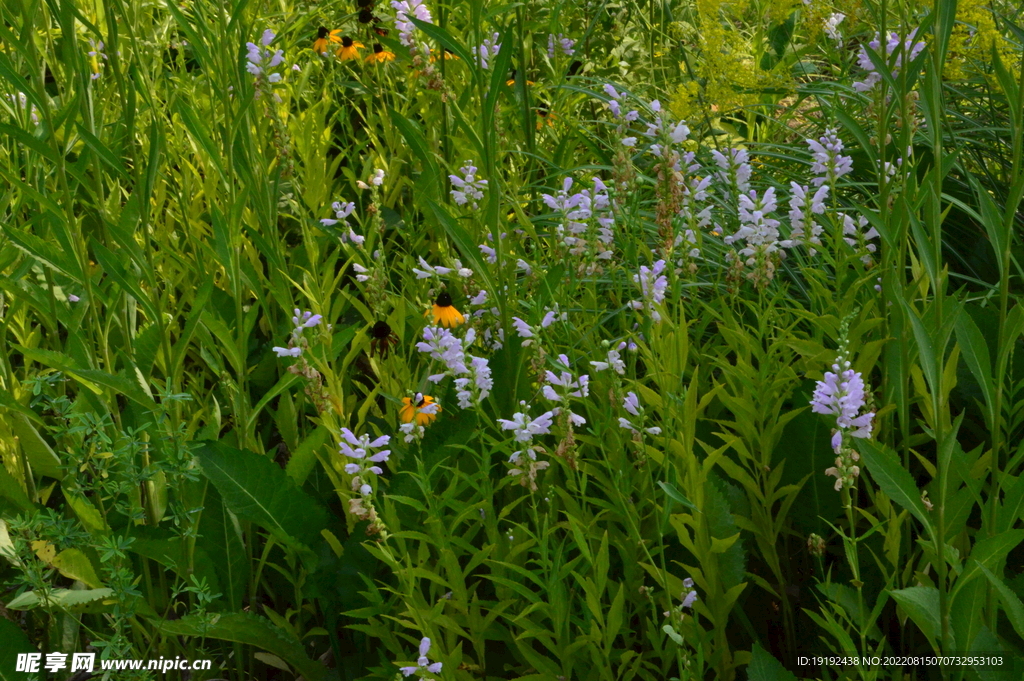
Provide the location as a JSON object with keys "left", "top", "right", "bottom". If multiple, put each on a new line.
{"left": 1, "top": 0, "right": 1023, "bottom": 680}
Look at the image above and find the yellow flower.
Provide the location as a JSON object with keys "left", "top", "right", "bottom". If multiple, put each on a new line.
{"left": 426, "top": 291, "right": 465, "bottom": 327}
{"left": 430, "top": 48, "right": 459, "bottom": 63}
{"left": 400, "top": 393, "right": 440, "bottom": 426}
{"left": 336, "top": 36, "right": 364, "bottom": 61}
{"left": 313, "top": 27, "right": 342, "bottom": 55}
{"left": 366, "top": 43, "right": 396, "bottom": 63}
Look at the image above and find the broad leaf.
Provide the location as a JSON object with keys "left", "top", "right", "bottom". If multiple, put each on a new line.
{"left": 195, "top": 441, "right": 329, "bottom": 556}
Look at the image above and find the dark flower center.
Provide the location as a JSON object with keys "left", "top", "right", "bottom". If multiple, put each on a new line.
{"left": 372, "top": 320, "right": 391, "bottom": 338}
{"left": 317, "top": 27, "right": 329, "bottom": 39}
{"left": 373, "top": 43, "right": 384, "bottom": 53}
{"left": 435, "top": 292, "right": 453, "bottom": 307}
{"left": 342, "top": 36, "right": 354, "bottom": 47}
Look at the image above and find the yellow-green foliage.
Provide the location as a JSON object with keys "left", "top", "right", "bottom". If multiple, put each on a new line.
{"left": 939, "top": 0, "right": 1018, "bottom": 79}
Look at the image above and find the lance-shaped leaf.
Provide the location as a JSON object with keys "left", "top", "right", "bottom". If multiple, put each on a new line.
{"left": 856, "top": 439, "right": 934, "bottom": 537}
{"left": 195, "top": 441, "right": 329, "bottom": 556}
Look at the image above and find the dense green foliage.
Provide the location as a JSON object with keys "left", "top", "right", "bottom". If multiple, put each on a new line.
{"left": 1, "top": 0, "right": 1023, "bottom": 680}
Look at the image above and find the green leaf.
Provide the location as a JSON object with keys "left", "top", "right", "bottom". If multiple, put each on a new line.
{"left": 658, "top": 481, "right": 699, "bottom": 513}
{"left": 954, "top": 305, "right": 995, "bottom": 426}
{"left": 51, "top": 549, "right": 104, "bottom": 588}
{"left": 747, "top": 641, "right": 799, "bottom": 681}
{"left": 889, "top": 586, "right": 947, "bottom": 649}
{"left": 388, "top": 109, "right": 442, "bottom": 200}
{"left": 74, "top": 123, "right": 130, "bottom": 181}
{"left": 173, "top": 100, "right": 227, "bottom": 184}
{"left": 7, "top": 588, "right": 114, "bottom": 611}
{"left": 856, "top": 439, "right": 933, "bottom": 536}
{"left": 285, "top": 426, "right": 330, "bottom": 486}
{"left": 424, "top": 196, "right": 497, "bottom": 304}
{"left": 246, "top": 372, "right": 301, "bottom": 432}
{"left": 406, "top": 17, "right": 474, "bottom": 65}
{"left": 151, "top": 612, "right": 330, "bottom": 681}
{"left": 952, "top": 531, "right": 1024, "bottom": 601}
{"left": 0, "top": 462, "right": 35, "bottom": 513}
{"left": 127, "top": 527, "right": 223, "bottom": 607}
{"left": 14, "top": 345, "right": 155, "bottom": 410}
{"left": 89, "top": 237, "right": 160, "bottom": 322}
{"left": 979, "top": 563, "right": 1024, "bottom": 642}
{"left": 65, "top": 494, "right": 108, "bottom": 533}
{"left": 195, "top": 485, "right": 248, "bottom": 611}
{"left": 8, "top": 412, "right": 62, "bottom": 479}
{"left": 195, "top": 441, "right": 329, "bottom": 556}
{"left": 0, "top": 619, "right": 36, "bottom": 680}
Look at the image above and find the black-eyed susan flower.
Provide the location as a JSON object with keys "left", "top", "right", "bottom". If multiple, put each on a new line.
{"left": 358, "top": 9, "right": 375, "bottom": 24}
{"left": 505, "top": 69, "right": 535, "bottom": 87}
{"left": 426, "top": 291, "right": 464, "bottom": 327}
{"left": 365, "top": 43, "right": 395, "bottom": 63}
{"left": 369, "top": 320, "right": 399, "bottom": 358}
{"left": 536, "top": 100, "right": 558, "bottom": 129}
{"left": 336, "top": 36, "right": 364, "bottom": 61}
{"left": 429, "top": 47, "right": 459, "bottom": 63}
{"left": 313, "top": 27, "right": 342, "bottom": 55}
{"left": 400, "top": 393, "right": 440, "bottom": 426}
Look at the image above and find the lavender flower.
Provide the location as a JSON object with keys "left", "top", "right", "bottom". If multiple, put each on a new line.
{"left": 810, "top": 359, "right": 875, "bottom": 450}
{"left": 392, "top": 0, "right": 433, "bottom": 48}
{"left": 841, "top": 213, "right": 880, "bottom": 264}
{"left": 542, "top": 176, "right": 616, "bottom": 266}
{"left": 478, "top": 243, "right": 497, "bottom": 263}
{"left": 449, "top": 161, "right": 488, "bottom": 209}
{"left": 725, "top": 188, "right": 782, "bottom": 266}
{"left": 320, "top": 200, "right": 364, "bottom": 245}
{"left": 498, "top": 408, "right": 556, "bottom": 442}
{"left": 541, "top": 355, "right": 589, "bottom": 425}
{"left": 824, "top": 13, "right": 845, "bottom": 47}
{"left": 292, "top": 309, "right": 323, "bottom": 330}
{"left": 87, "top": 39, "right": 108, "bottom": 79}
{"left": 339, "top": 429, "right": 391, "bottom": 470}
{"left": 780, "top": 183, "right": 828, "bottom": 255}
{"left": 511, "top": 317, "right": 535, "bottom": 339}
{"left": 6, "top": 92, "right": 40, "bottom": 125}
{"left": 498, "top": 403, "right": 555, "bottom": 488}
{"left": 710, "top": 148, "right": 752, "bottom": 196}
{"left": 546, "top": 33, "right": 575, "bottom": 58}
{"left": 619, "top": 392, "right": 660, "bottom": 435}
{"left": 87, "top": 39, "right": 108, "bottom": 80}
{"left": 246, "top": 30, "right": 285, "bottom": 85}
{"left": 416, "top": 326, "right": 467, "bottom": 376}
{"left": 412, "top": 256, "right": 452, "bottom": 279}
{"left": 476, "top": 33, "right": 501, "bottom": 69}
{"left": 540, "top": 305, "right": 566, "bottom": 328}
{"left": 853, "top": 28, "right": 927, "bottom": 92}
{"left": 590, "top": 347, "right": 625, "bottom": 375}
{"left": 273, "top": 308, "right": 323, "bottom": 358}
{"left": 629, "top": 260, "right": 669, "bottom": 322}
{"left": 351, "top": 263, "right": 371, "bottom": 282}
{"left": 400, "top": 422, "right": 425, "bottom": 443}
{"left": 806, "top": 129, "right": 853, "bottom": 187}
{"left": 664, "top": 577, "right": 699, "bottom": 617}
{"left": 339, "top": 428, "right": 391, "bottom": 495}
{"left": 399, "top": 637, "right": 443, "bottom": 679}
{"left": 454, "top": 356, "right": 493, "bottom": 408}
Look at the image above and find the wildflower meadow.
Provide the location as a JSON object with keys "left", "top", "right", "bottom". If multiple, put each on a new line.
{"left": 1, "top": 0, "right": 1023, "bottom": 680}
